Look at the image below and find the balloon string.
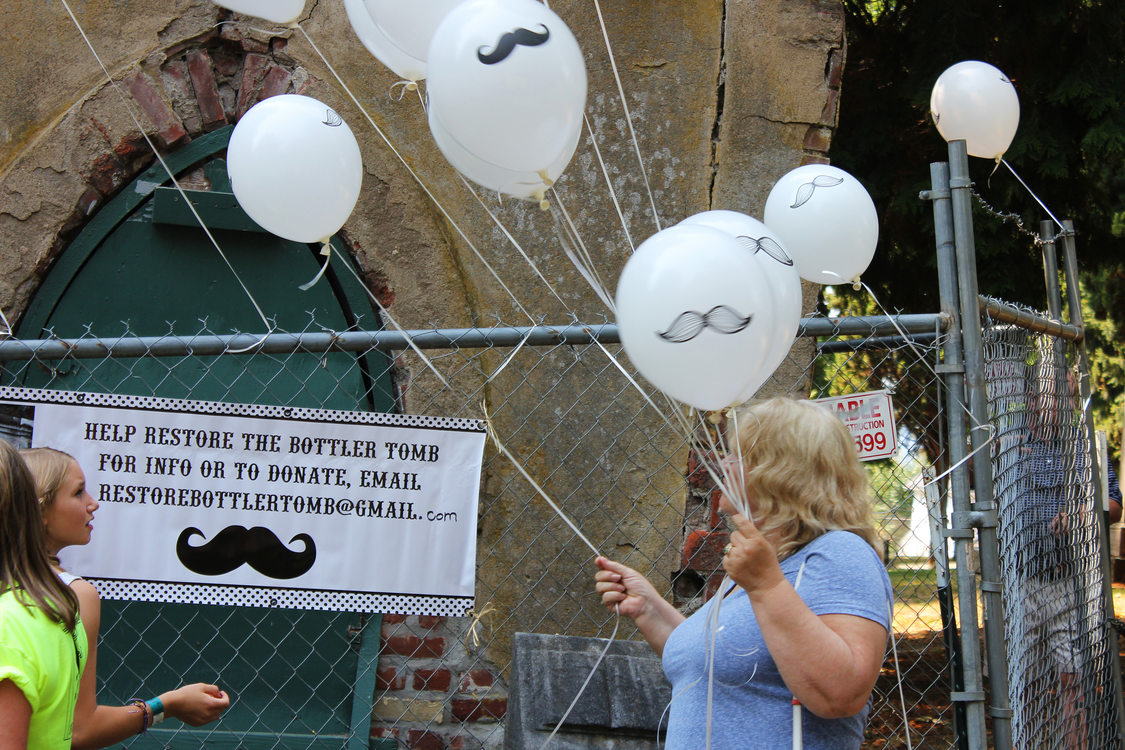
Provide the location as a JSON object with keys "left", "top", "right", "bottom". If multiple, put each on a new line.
{"left": 57, "top": 0, "right": 275, "bottom": 343}
{"left": 820, "top": 273, "right": 995, "bottom": 447}
{"left": 536, "top": 608, "right": 621, "bottom": 750}
{"left": 388, "top": 80, "right": 417, "bottom": 101}
{"left": 548, "top": 199, "right": 616, "bottom": 313}
{"left": 582, "top": 112, "right": 636, "bottom": 252}
{"left": 298, "top": 242, "right": 333, "bottom": 291}
{"left": 0, "top": 307, "right": 12, "bottom": 338}
{"left": 458, "top": 175, "right": 571, "bottom": 311}
{"left": 888, "top": 597, "right": 914, "bottom": 750}
{"left": 1000, "top": 158, "right": 1066, "bottom": 231}
{"left": 327, "top": 244, "right": 452, "bottom": 390}
{"left": 554, "top": 193, "right": 614, "bottom": 307}
{"left": 588, "top": 0, "right": 662, "bottom": 232}
{"left": 484, "top": 329, "right": 533, "bottom": 383}
{"left": 293, "top": 23, "right": 538, "bottom": 324}
{"left": 586, "top": 337, "right": 694, "bottom": 437}
{"left": 482, "top": 403, "right": 602, "bottom": 556}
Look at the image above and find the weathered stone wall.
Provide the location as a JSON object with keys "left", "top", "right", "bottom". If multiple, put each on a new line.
{"left": 0, "top": 2, "right": 845, "bottom": 747}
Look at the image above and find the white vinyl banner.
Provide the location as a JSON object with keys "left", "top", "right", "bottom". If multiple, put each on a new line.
{"left": 2, "top": 387, "right": 485, "bottom": 615}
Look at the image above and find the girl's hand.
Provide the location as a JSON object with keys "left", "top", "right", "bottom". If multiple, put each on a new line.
{"left": 162, "top": 683, "right": 230, "bottom": 727}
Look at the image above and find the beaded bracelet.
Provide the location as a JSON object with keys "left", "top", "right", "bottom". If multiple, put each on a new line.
{"left": 126, "top": 698, "right": 151, "bottom": 734}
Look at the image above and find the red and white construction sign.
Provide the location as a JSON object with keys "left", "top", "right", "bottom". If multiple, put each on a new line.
{"left": 815, "top": 390, "right": 897, "bottom": 461}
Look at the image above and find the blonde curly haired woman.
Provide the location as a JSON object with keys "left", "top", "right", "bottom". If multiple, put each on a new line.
{"left": 22, "top": 447, "right": 229, "bottom": 749}
{"left": 595, "top": 397, "right": 893, "bottom": 749}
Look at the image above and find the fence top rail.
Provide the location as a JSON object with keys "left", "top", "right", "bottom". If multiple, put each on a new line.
{"left": 0, "top": 314, "right": 950, "bottom": 362}
{"left": 978, "top": 296, "right": 1082, "bottom": 341}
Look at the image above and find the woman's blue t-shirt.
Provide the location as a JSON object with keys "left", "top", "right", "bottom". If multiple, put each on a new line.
{"left": 661, "top": 530, "right": 893, "bottom": 750}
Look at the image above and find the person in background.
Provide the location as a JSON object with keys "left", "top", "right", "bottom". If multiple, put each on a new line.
{"left": 21, "top": 447, "right": 229, "bottom": 749}
{"left": 594, "top": 397, "right": 893, "bottom": 750}
{"left": 0, "top": 440, "right": 86, "bottom": 749}
{"left": 1105, "top": 459, "right": 1121, "bottom": 524}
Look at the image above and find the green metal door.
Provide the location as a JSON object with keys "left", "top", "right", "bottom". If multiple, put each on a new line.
{"left": 9, "top": 127, "right": 393, "bottom": 748}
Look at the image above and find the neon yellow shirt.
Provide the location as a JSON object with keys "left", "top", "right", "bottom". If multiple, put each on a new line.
{"left": 0, "top": 589, "right": 87, "bottom": 749}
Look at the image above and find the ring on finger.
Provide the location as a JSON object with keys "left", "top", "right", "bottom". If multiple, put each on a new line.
{"left": 723, "top": 543, "right": 733, "bottom": 556}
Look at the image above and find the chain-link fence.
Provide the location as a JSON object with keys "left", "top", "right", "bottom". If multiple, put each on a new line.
{"left": 0, "top": 310, "right": 967, "bottom": 749}
{"left": 982, "top": 301, "right": 1119, "bottom": 750}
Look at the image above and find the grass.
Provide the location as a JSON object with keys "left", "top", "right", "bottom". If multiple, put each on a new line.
{"left": 888, "top": 564, "right": 955, "bottom": 633}
{"left": 890, "top": 563, "right": 1125, "bottom": 635}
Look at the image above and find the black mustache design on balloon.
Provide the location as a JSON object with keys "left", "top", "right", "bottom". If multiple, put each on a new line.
{"left": 477, "top": 24, "right": 550, "bottom": 65}
{"left": 736, "top": 235, "right": 794, "bottom": 266}
{"left": 790, "top": 174, "right": 844, "bottom": 208}
{"left": 656, "top": 305, "right": 753, "bottom": 343}
{"left": 176, "top": 526, "right": 316, "bottom": 579}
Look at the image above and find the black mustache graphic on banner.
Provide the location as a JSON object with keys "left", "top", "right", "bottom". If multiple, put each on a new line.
{"left": 656, "top": 305, "right": 753, "bottom": 343}
{"left": 477, "top": 25, "right": 550, "bottom": 64}
{"left": 176, "top": 526, "right": 317, "bottom": 579}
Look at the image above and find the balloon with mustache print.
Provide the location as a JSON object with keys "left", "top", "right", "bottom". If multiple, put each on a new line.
{"left": 656, "top": 305, "right": 754, "bottom": 343}
{"left": 227, "top": 94, "right": 363, "bottom": 244}
{"left": 930, "top": 60, "right": 1020, "bottom": 160}
{"left": 425, "top": 0, "right": 586, "bottom": 200}
{"left": 615, "top": 224, "right": 778, "bottom": 411}
{"left": 763, "top": 164, "right": 878, "bottom": 286}
{"left": 475, "top": 24, "right": 550, "bottom": 64}
{"left": 678, "top": 210, "right": 803, "bottom": 402}
{"left": 176, "top": 526, "right": 317, "bottom": 579}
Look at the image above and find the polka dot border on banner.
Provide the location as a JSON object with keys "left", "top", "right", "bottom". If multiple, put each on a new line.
{"left": 0, "top": 386, "right": 485, "bottom": 434}
{"left": 91, "top": 579, "right": 474, "bottom": 616}
{"left": 4, "top": 386, "right": 484, "bottom": 614}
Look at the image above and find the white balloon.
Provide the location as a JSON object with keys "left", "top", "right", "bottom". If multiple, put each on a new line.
{"left": 930, "top": 60, "right": 1020, "bottom": 159}
{"left": 763, "top": 164, "right": 878, "bottom": 286}
{"left": 615, "top": 224, "right": 777, "bottom": 411}
{"left": 678, "top": 210, "right": 802, "bottom": 398}
{"left": 211, "top": 0, "right": 305, "bottom": 24}
{"left": 429, "top": 104, "right": 577, "bottom": 201}
{"left": 426, "top": 0, "right": 586, "bottom": 174}
{"left": 227, "top": 95, "right": 363, "bottom": 244}
{"left": 344, "top": 0, "right": 463, "bottom": 82}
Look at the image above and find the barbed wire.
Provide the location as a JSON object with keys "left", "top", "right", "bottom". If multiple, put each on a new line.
{"left": 970, "top": 188, "right": 1066, "bottom": 246}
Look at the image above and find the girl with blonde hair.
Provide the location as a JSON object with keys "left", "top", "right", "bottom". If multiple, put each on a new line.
{"left": 22, "top": 446, "right": 229, "bottom": 749}
{"left": 0, "top": 440, "right": 86, "bottom": 748}
{"left": 595, "top": 397, "right": 893, "bottom": 749}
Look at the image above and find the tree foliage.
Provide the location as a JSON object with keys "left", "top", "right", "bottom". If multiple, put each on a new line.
{"left": 831, "top": 0, "right": 1125, "bottom": 462}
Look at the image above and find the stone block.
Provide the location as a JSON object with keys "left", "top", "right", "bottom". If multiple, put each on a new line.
{"left": 415, "top": 668, "right": 453, "bottom": 692}
{"left": 122, "top": 70, "right": 187, "bottom": 149}
{"left": 373, "top": 696, "right": 445, "bottom": 724}
{"left": 506, "top": 633, "right": 670, "bottom": 750}
{"left": 187, "top": 50, "right": 227, "bottom": 131}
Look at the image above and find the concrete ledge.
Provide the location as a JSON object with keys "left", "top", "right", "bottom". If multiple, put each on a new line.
{"left": 506, "top": 633, "right": 671, "bottom": 750}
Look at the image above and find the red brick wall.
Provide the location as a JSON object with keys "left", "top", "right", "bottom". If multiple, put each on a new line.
{"left": 373, "top": 614, "right": 507, "bottom": 749}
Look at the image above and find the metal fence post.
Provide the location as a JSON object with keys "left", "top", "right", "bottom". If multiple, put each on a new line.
{"left": 927, "top": 158, "right": 988, "bottom": 749}
{"left": 1059, "top": 221, "right": 1125, "bottom": 748}
{"left": 1040, "top": 220, "right": 1064, "bottom": 320}
{"left": 947, "top": 139, "right": 1013, "bottom": 749}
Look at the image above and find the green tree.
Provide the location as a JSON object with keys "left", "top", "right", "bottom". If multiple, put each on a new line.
{"left": 832, "top": 0, "right": 1125, "bottom": 462}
